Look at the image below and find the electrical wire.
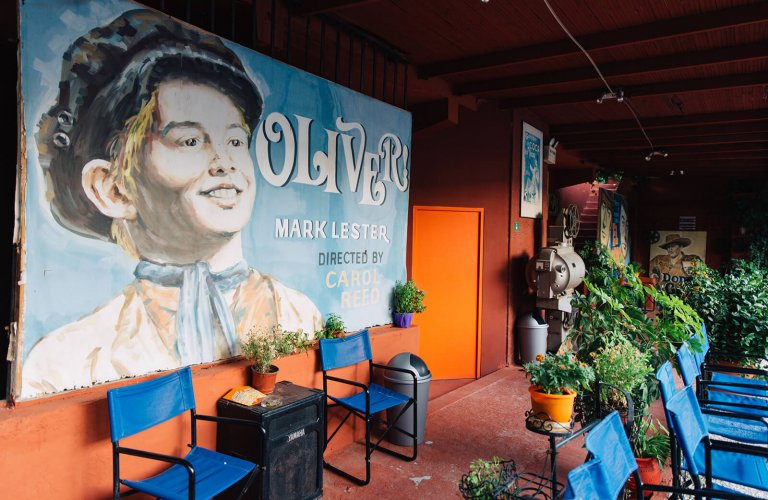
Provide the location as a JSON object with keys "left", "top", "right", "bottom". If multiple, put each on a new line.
{"left": 541, "top": 0, "right": 659, "bottom": 155}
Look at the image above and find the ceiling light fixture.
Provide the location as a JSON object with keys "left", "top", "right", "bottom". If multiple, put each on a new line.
{"left": 645, "top": 150, "right": 669, "bottom": 162}
{"left": 596, "top": 89, "right": 624, "bottom": 104}
{"left": 542, "top": 0, "right": 663, "bottom": 163}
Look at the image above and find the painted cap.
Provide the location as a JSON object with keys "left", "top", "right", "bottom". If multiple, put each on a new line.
{"left": 36, "top": 9, "right": 263, "bottom": 241}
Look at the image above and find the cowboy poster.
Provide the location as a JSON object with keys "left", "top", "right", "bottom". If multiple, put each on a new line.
{"left": 648, "top": 231, "right": 707, "bottom": 293}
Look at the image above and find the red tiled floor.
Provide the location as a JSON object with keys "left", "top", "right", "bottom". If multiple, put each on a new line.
{"left": 320, "top": 366, "right": 676, "bottom": 499}
{"left": 321, "top": 367, "right": 592, "bottom": 499}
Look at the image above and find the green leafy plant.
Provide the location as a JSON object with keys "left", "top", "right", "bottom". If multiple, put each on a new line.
{"left": 681, "top": 260, "right": 768, "bottom": 358}
{"left": 315, "top": 313, "right": 347, "bottom": 340}
{"left": 393, "top": 279, "right": 427, "bottom": 313}
{"left": 458, "top": 456, "right": 517, "bottom": 499}
{"left": 590, "top": 337, "right": 653, "bottom": 410}
{"left": 240, "top": 324, "right": 310, "bottom": 373}
{"left": 523, "top": 352, "right": 595, "bottom": 395}
{"left": 631, "top": 417, "right": 670, "bottom": 469}
{"left": 568, "top": 242, "right": 701, "bottom": 422}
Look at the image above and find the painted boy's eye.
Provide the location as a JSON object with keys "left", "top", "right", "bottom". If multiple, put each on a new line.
{"left": 229, "top": 138, "right": 244, "bottom": 147}
{"left": 182, "top": 137, "right": 200, "bottom": 147}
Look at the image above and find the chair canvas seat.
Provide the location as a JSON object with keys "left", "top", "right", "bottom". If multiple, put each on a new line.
{"left": 689, "top": 445, "right": 768, "bottom": 490}
{"left": 704, "top": 413, "right": 768, "bottom": 444}
{"left": 328, "top": 384, "right": 410, "bottom": 414}
{"left": 320, "top": 329, "right": 418, "bottom": 486}
{"left": 667, "top": 386, "right": 768, "bottom": 493}
{"left": 710, "top": 372, "right": 768, "bottom": 397}
{"left": 122, "top": 446, "right": 255, "bottom": 500}
{"left": 706, "top": 389, "right": 768, "bottom": 417}
{"left": 107, "top": 367, "right": 259, "bottom": 499}
{"left": 677, "top": 343, "right": 768, "bottom": 417}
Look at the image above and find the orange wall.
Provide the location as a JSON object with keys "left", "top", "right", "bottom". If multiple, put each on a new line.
{"left": 410, "top": 105, "right": 548, "bottom": 375}
{"left": 0, "top": 326, "right": 418, "bottom": 499}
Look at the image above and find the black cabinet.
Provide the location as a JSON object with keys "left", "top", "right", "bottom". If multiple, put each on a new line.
{"left": 216, "top": 382, "right": 324, "bottom": 500}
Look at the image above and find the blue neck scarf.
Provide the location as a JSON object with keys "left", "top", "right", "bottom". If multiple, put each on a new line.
{"left": 134, "top": 260, "right": 249, "bottom": 365}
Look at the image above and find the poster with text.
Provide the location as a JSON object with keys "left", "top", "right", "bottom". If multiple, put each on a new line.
{"left": 520, "top": 122, "right": 543, "bottom": 218}
{"left": 18, "top": 0, "right": 411, "bottom": 398}
{"left": 648, "top": 231, "right": 707, "bottom": 294}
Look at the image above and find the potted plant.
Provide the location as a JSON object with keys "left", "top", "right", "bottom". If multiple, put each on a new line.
{"left": 314, "top": 313, "right": 346, "bottom": 340}
{"left": 392, "top": 279, "right": 426, "bottom": 328}
{"left": 627, "top": 416, "right": 670, "bottom": 497}
{"left": 458, "top": 456, "right": 518, "bottom": 499}
{"left": 681, "top": 260, "right": 768, "bottom": 360}
{"left": 590, "top": 337, "right": 654, "bottom": 418}
{"left": 240, "top": 324, "right": 309, "bottom": 393}
{"left": 523, "top": 352, "right": 595, "bottom": 427}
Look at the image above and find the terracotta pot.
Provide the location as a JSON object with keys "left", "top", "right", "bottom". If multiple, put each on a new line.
{"left": 250, "top": 365, "right": 279, "bottom": 394}
{"left": 627, "top": 457, "right": 662, "bottom": 498}
{"left": 393, "top": 312, "right": 414, "bottom": 328}
{"left": 528, "top": 386, "right": 577, "bottom": 425}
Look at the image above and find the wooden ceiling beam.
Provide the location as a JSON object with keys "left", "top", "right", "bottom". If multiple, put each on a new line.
{"left": 291, "top": 0, "right": 380, "bottom": 16}
{"left": 499, "top": 72, "right": 768, "bottom": 108}
{"left": 567, "top": 132, "right": 768, "bottom": 150}
{"left": 560, "top": 121, "right": 768, "bottom": 145}
{"left": 580, "top": 142, "right": 768, "bottom": 157}
{"left": 551, "top": 109, "right": 768, "bottom": 135}
{"left": 455, "top": 42, "right": 768, "bottom": 95}
{"left": 419, "top": 2, "right": 768, "bottom": 77}
{"left": 585, "top": 151, "right": 768, "bottom": 162}
{"left": 603, "top": 158, "right": 767, "bottom": 168}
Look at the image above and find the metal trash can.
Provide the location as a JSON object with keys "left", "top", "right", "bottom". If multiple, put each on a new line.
{"left": 518, "top": 313, "right": 549, "bottom": 364}
{"left": 383, "top": 352, "right": 432, "bottom": 445}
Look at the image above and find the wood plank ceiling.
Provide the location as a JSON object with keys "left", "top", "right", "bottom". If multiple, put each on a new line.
{"left": 298, "top": 0, "right": 768, "bottom": 178}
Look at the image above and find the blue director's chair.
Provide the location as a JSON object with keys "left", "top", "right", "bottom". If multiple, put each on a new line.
{"left": 319, "top": 329, "right": 418, "bottom": 486}
{"left": 107, "top": 366, "right": 262, "bottom": 499}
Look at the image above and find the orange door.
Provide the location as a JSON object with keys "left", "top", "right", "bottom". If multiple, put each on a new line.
{"left": 412, "top": 206, "right": 483, "bottom": 379}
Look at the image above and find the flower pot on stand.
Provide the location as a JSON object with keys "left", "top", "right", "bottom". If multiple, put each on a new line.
{"left": 251, "top": 365, "right": 279, "bottom": 394}
{"left": 627, "top": 457, "right": 661, "bottom": 498}
{"left": 528, "top": 386, "right": 577, "bottom": 427}
{"left": 393, "top": 312, "right": 414, "bottom": 328}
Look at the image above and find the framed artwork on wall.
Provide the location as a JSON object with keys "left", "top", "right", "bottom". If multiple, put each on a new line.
{"left": 648, "top": 230, "right": 707, "bottom": 294}
{"left": 521, "top": 122, "right": 543, "bottom": 218}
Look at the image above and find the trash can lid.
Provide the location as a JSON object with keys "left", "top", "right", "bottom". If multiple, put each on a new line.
{"left": 517, "top": 312, "right": 548, "bottom": 328}
{"left": 384, "top": 352, "right": 431, "bottom": 381}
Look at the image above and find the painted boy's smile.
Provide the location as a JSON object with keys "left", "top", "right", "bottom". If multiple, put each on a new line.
{"left": 133, "top": 80, "right": 257, "bottom": 252}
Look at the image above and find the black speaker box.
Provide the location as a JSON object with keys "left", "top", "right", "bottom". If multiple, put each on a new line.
{"left": 216, "top": 381, "right": 324, "bottom": 500}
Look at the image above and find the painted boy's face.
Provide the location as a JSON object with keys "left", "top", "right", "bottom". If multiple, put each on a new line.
{"left": 134, "top": 80, "right": 256, "bottom": 247}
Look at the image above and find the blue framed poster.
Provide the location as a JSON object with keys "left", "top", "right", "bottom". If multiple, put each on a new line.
{"left": 521, "top": 122, "right": 543, "bottom": 218}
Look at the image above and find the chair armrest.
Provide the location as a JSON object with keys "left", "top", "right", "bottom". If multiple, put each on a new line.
{"left": 117, "top": 446, "right": 194, "bottom": 474}
{"left": 710, "top": 438, "right": 768, "bottom": 458}
{"left": 195, "top": 414, "right": 268, "bottom": 442}
{"left": 326, "top": 374, "right": 369, "bottom": 391}
{"left": 372, "top": 363, "right": 418, "bottom": 383}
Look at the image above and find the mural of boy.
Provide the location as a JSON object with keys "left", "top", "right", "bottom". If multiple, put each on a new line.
{"left": 22, "top": 9, "right": 322, "bottom": 397}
